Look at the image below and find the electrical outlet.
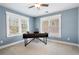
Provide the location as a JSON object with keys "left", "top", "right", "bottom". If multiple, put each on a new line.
{"left": 0, "top": 40, "right": 3, "bottom": 44}
{"left": 67, "top": 37, "right": 70, "bottom": 41}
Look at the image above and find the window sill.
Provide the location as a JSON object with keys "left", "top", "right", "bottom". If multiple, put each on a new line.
{"left": 7, "top": 33, "right": 23, "bottom": 38}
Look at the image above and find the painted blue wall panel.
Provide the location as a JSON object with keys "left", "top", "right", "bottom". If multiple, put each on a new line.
{"left": 34, "top": 17, "right": 40, "bottom": 31}
{"left": 78, "top": 8, "right": 79, "bottom": 44}
{"left": 61, "top": 8, "right": 78, "bottom": 43}
{"left": 29, "top": 17, "right": 35, "bottom": 32}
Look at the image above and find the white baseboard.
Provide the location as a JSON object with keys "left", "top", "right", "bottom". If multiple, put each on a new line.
{"left": 0, "top": 39, "right": 79, "bottom": 50}
{"left": 0, "top": 40, "right": 24, "bottom": 49}
{"left": 48, "top": 39, "right": 79, "bottom": 47}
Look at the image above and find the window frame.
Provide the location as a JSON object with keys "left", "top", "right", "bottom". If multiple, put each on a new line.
{"left": 6, "top": 11, "right": 29, "bottom": 37}
{"left": 40, "top": 16, "right": 50, "bottom": 33}
{"left": 40, "top": 14, "right": 61, "bottom": 38}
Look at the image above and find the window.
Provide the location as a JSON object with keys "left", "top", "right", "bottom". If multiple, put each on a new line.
{"left": 21, "top": 16, "right": 29, "bottom": 33}
{"left": 40, "top": 17, "right": 49, "bottom": 33}
{"left": 49, "top": 15, "right": 61, "bottom": 37}
{"left": 9, "top": 17, "right": 19, "bottom": 35}
{"left": 40, "top": 14, "right": 61, "bottom": 37}
{"left": 6, "top": 12, "right": 29, "bottom": 37}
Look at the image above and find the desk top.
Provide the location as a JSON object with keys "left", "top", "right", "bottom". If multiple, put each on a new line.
{"left": 23, "top": 33, "right": 48, "bottom": 38}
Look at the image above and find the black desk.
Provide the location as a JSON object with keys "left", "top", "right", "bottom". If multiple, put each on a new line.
{"left": 23, "top": 33, "right": 48, "bottom": 46}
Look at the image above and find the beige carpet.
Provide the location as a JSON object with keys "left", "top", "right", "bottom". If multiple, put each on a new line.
{"left": 0, "top": 40, "right": 79, "bottom": 55}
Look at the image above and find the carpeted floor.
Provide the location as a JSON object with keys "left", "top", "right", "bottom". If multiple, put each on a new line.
{"left": 0, "top": 40, "right": 79, "bottom": 55}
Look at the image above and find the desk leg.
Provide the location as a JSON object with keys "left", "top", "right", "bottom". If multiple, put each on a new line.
{"left": 24, "top": 38, "right": 35, "bottom": 47}
{"left": 24, "top": 39, "right": 27, "bottom": 46}
{"left": 38, "top": 38, "right": 47, "bottom": 45}
{"left": 43, "top": 38, "right": 47, "bottom": 45}
{"left": 45, "top": 37, "right": 47, "bottom": 45}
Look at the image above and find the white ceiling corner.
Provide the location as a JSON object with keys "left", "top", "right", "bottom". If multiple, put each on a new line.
{"left": 0, "top": 3, "right": 79, "bottom": 17}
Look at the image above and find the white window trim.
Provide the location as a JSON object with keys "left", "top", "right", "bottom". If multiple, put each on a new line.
{"left": 6, "top": 11, "right": 29, "bottom": 37}
{"left": 6, "top": 14, "right": 10, "bottom": 37}
{"left": 40, "top": 16, "right": 50, "bottom": 33}
{"left": 19, "top": 17, "right": 29, "bottom": 34}
{"left": 50, "top": 14, "right": 61, "bottom": 37}
{"left": 40, "top": 14, "right": 61, "bottom": 38}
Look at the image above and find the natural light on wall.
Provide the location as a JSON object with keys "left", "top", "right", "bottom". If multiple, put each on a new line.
{"left": 6, "top": 11, "right": 29, "bottom": 37}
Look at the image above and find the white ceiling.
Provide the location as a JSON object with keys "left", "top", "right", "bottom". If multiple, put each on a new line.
{"left": 0, "top": 3, "right": 79, "bottom": 17}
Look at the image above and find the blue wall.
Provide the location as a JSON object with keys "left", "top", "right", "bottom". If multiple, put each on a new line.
{"left": 35, "top": 8, "right": 78, "bottom": 44}
{"left": 61, "top": 8, "right": 78, "bottom": 43}
{"left": 34, "top": 17, "right": 40, "bottom": 31}
{"left": 78, "top": 8, "right": 79, "bottom": 44}
{"left": 0, "top": 5, "right": 79, "bottom": 46}
{"left": 0, "top": 6, "right": 35, "bottom": 46}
